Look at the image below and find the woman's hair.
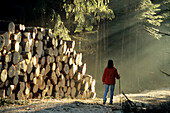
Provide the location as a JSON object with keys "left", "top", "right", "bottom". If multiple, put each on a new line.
{"left": 107, "top": 60, "right": 114, "bottom": 68}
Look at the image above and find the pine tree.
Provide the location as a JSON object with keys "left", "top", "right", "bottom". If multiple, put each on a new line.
{"left": 138, "top": 0, "right": 170, "bottom": 39}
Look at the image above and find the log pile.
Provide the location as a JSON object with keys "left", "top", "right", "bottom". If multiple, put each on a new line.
{"left": 0, "top": 21, "right": 96, "bottom": 100}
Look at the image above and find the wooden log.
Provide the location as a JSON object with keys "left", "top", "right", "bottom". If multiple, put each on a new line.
{"left": 7, "top": 52, "right": 12, "bottom": 62}
{"left": 13, "top": 52, "right": 20, "bottom": 65}
{"left": 39, "top": 81, "right": 46, "bottom": 90}
{"left": 58, "top": 42, "right": 67, "bottom": 55}
{"left": 66, "top": 80, "right": 70, "bottom": 87}
{"left": 83, "top": 75, "right": 92, "bottom": 84}
{"left": 28, "top": 92, "right": 33, "bottom": 99}
{"left": 54, "top": 92, "right": 59, "bottom": 99}
{"left": 3, "top": 32, "right": 10, "bottom": 47}
{"left": 56, "top": 67, "right": 60, "bottom": 77}
{"left": 63, "top": 63, "right": 69, "bottom": 75}
{"left": 34, "top": 64, "right": 40, "bottom": 77}
{"left": 33, "top": 84, "right": 39, "bottom": 93}
{"left": 0, "top": 82, "right": 4, "bottom": 88}
{"left": 0, "top": 21, "right": 15, "bottom": 33}
{"left": 20, "top": 82, "right": 26, "bottom": 92}
{"left": 67, "top": 87, "right": 71, "bottom": 95}
{"left": 36, "top": 32, "right": 43, "bottom": 40}
{"left": 74, "top": 72, "right": 82, "bottom": 81}
{"left": 71, "top": 87, "right": 77, "bottom": 98}
{"left": 54, "top": 85, "right": 59, "bottom": 92}
{"left": 27, "top": 61, "right": 33, "bottom": 74}
{"left": 76, "top": 92, "right": 82, "bottom": 99}
{"left": 36, "top": 40, "right": 43, "bottom": 58}
{"left": 11, "top": 40, "right": 20, "bottom": 52}
{"left": 8, "top": 64, "right": 16, "bottom": 78}
{"left": 25, "top": 83, "right": 31, "bottom": 98}
{"left": 53, "top": 48, "right": 58, "bottom": 57}
{"left": 29, "top": 72, "right": 34, "bottom": 81}
{"left": 0, "top": 35, "right": 5, "bottom": 51}
{"left": 13, "top": 75, "right": 19, "bottom": 85}
{"left": 58, "top": 74, "right": 65, "bottom": 88}
{"left": 0, "top": 89, "right": 5, "bottom": 99}
{"left": 47, "top": 84, "right": 53, "bottom": 96}
{"left": 59, "top": 87, "right": 64, "bottom": 98}
{"left": 0, "top": 69, "right": 7, "bottom": 82}
{"left": 91, "top": 92, "right": 96, "bottom": 99}
{"left": 45, "top": 64, "right": 50, "bottom": 75}
{"left": 82, "top": 91, "right": 87, "bottom": 99}
{"left": 69, "top": 63, "right": 78, "bottom": 79}
{"left": 56, "top": 56, "right": 60, "bottom": 62}
{"left": 65, "top": 75, "right": 70, "bottom": 80}
{"left": 17, "top": 90, "right": 25, "bottom": 100}
{"left": 63, "top": 86, "right": 67, "bottom": 93}
{"left": 91, "top": 79, "right": 96, "bottom": 93}
{"left": 78, "top": 63, "right": 86, "bottom": 75}
{"left": 42, "top": 85, "right": 48, "bottom": 99}
{"left": 69, "top": 57, "right": 74, "bottom": 65}
{"left": 32, "top": 55, "right": 39, "bottom": 66}
{"left": 51, "top": 63, "right": 56, "bottom": 71}
{"left": 82, "top": 81, "right": 89, "bottom": 91}
{"left": 40, "top": 68, "right": 46, "bottom": 76}
{"left": 57, "top": 61, "right": 62, "bottom": 72}
{"left": 51, "top": 56, "right": 55, "bottom": 63}
{"left": 40, "top": 57, "right": 45, "bottom": 66}
{"left": 50, "top": 71, "right": 57, "bottom": 85}
{"left": 75, "top": 53, "right": 82, "bottom": 66}
{"left": 20, "top": 60, "right": 27, "bottom": 73}
{"left": 5, "top": 79, "right": 9, "bottom": 87}
{"left": 61, "top": 55, "right": 68, "bottom": 63}
{"left": 75, "top": 81, "right": 82, "bottom": 91}
{"left": 33, "top": 77, "right": 37, "bottom": 85}
{"left": 46, "top": 56, "right": 51, "bottom": 64}
{"left": 5, "top": 53, "right": 11, "bottom": 62}
{"left": 70, "top": 79, "right": 75, "bottom": 88}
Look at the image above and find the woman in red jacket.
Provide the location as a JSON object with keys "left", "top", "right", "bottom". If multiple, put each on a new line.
{"left": 102, "top": 60, "right": 120, "bottom": 105}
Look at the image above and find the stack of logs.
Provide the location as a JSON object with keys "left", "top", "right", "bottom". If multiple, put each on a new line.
{"left": 0, "top": 21, "right": 96, "bottom": 100}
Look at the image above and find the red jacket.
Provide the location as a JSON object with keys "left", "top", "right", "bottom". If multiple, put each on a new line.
{"left": 102, "top": 67, "right": 120, "bottom": 85}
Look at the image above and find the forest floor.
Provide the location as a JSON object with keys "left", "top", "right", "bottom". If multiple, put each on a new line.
{"left": 0, "top": 88, "right": 170, "bottom": 113}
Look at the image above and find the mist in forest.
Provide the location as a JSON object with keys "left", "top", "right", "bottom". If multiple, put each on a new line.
{"left": 83, "top": 0, "right": 170, "bottom": 98}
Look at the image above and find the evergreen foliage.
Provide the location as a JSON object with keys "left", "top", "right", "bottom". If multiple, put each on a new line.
{"left": 54, "top": 15, "right": 71, "bottom": 40}
{"left": 62, "top": 0, "right": 115, "bottom": 33}
{"left": 138, "top": 0, "right": 170, "bottom": 39}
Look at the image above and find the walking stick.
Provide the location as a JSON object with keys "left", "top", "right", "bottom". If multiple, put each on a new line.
{"left": 119, "top": 75, "right": 122, "bottom": 106}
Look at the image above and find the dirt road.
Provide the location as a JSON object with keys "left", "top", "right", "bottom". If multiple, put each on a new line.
{"left": 0, "top": 88, "right": 170, "bottom": 113}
